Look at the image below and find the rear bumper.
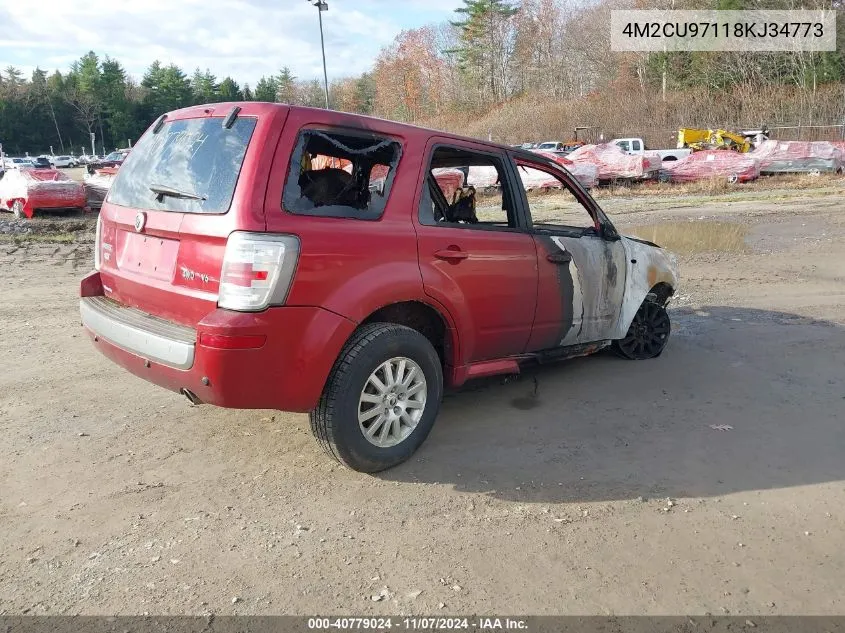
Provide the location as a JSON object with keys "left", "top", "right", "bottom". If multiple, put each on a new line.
{"left": 80, "top": 272, "right": 357, "bottom": 412}
{"left": 81, "top": 296, "right": 195, "bottom": 369}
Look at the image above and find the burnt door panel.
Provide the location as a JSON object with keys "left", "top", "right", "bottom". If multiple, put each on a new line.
{"left": 529, "top": 234, "right": 625, "bottom": 350}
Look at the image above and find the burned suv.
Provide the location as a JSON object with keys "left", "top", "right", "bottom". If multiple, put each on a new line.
{"left": 80, "top": 103, "right": 679, "bottom": 472}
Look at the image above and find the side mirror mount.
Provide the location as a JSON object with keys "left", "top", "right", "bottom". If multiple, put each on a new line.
{"left": 601, "top": 222, "right": 620, "bottom": 241}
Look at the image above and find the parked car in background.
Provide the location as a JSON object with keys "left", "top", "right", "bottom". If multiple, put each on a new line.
{"left": 527, "top": 150, "right": 599, "bottom": 189}
{"left": 0, "top": 167, "right": 87, "bottom": 218}
{"left": 31, "top": 156, "right": 52, "bottom": 169}
{"left": 80, "top": 102, "right": 680, "bottom": 473}
{"left": 567, "top": 143, "right": 663, "bottom": 182}
{"left": 52, "top": 155, "right": 79, "bottom": 168}
{"left": 84, "top": 166, "right": 119, "bottom": 210}
{"left": 86, "top": 149, "right": 130, "bottom": 174}
{"left": 533, "top": 141, "right": 584, "bottom": 155}
{"left": 612, "top": 137, "right": 692, "bottom": 162}
{"left": 536, "top": 141, "right": 566, "bottom": 152}
{"left": 750, "top": 140, "right": 843, "bottom": 175}
{"left": 659, "top": 150, "right": 761, "bottom": 183}
{"left": 2, "top": 157, "right": 35, "bottom": 169}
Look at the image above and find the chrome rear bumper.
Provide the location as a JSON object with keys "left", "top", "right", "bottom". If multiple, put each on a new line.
{"left": 80, "top": 296, "right": 196, "bottom": 370}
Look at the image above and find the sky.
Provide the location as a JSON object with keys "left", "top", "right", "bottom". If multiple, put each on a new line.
{"left": 0, "top": 0, "right": 464, "bottom": 85}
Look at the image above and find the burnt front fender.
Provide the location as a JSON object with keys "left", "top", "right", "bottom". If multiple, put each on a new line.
{"left": 610, "top": 236, "right": 680, "bottom": 339}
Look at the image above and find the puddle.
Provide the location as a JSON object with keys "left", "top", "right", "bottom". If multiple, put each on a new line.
{"left": 625, "top": 221, "right": 748, "bottom": 255}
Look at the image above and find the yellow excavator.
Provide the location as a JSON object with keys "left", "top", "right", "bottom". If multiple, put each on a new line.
{"left": 677, "top": 127, "right": 767, "bottom": 153}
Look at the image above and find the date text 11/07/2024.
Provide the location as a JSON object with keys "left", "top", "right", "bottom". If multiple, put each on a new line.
{"left": 307, "top": 617, "right": 528, "bottom": 630}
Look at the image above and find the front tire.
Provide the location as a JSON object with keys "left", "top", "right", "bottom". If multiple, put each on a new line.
{"left": 613, "top": 300, "right": 671, "bottom": 360}
{"left": 11, "top": 200, "right": 25, "bottom": 219}
{"left": 310, "top": 323, "right": 443, "bottom": 473}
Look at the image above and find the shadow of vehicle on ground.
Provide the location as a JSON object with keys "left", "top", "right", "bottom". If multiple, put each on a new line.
{"left": 379, "top": 306, "right": 845, "bottom": 504}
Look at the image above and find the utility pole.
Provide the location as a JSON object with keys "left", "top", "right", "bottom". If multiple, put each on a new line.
{"left": 309, "top": 1, "right": 330, "bottom": 109}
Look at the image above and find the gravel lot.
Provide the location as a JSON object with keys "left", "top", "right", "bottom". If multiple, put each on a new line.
{"left": 1, "top": 187, "right": 843, "bottom": 615}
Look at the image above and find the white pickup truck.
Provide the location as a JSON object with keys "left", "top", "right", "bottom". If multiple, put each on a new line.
{"left": 612, "top": 138, "right": 691, "bottom": 162}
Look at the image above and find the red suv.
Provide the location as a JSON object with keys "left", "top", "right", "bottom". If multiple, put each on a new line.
{"left": 80, "top": 103, "right": 679, "bottom": 472}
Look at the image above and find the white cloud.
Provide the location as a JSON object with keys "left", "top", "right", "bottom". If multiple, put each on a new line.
{"left": 0, "top": 0, "right": 460, "bottom": 84}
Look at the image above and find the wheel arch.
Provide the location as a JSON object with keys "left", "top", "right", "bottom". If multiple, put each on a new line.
{"left": 10, "top": 198, "right": 32, "bottom": 219}
{"left": 648, "top": 281, "right": 675, "bottom": 305}
{"left": 360, "top": 300, "right": 458, "bottom": 375}
{"left": 612, "top": 236, "right": 680, "bottom": 339}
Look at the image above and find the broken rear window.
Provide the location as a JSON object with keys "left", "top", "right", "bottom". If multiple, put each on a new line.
{"left": 106, "top": 116, "right": 256, "bottom": 214}
{"left": 283, "top": 128, "right": 401, "bottom": 220}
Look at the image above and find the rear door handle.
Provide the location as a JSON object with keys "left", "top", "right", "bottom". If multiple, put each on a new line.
{"left": 547, "top": 251, "right": 572, "bottom": 264}
{"left": 434, "top": 248, "right": 469, "bottom": 261}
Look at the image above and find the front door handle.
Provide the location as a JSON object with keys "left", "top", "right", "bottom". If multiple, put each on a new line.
{"left": 434, "top": 248, "right": 469, "bottom": 261}
{"left": 547, "top": 251, "right": 572, "bottom": 264}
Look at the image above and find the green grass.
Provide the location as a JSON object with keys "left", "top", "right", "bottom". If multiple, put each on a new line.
{"left": 0, "top": 232, "right": 79, "bottom": 244}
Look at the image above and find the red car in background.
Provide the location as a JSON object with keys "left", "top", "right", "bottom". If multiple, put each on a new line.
{"left": 659, "top": 150, "right": 761, "bottom": 183}
{"left": 84, "top": 166, "right": 120, "bottom": 210}
{"left": 86, "top": 149, "right": 131, "bottom": 175}
{"left": 567, "top": 143, "right": 662, "bottom": 182}
{"left": 0, "top": 168, "right": 87, "bottom": 218}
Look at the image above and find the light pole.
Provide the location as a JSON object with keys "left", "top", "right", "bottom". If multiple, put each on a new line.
{"left": 308, "top": 0, "right": 330, "bottom": 109}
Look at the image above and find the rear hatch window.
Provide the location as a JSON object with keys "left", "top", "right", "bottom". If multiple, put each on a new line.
{"left": 107, "top": 116, "right": 256, "bottom": 214}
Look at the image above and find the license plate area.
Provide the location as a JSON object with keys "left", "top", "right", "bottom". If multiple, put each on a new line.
{"left": 116, "top": 231, "right": 179, "bottom": 282}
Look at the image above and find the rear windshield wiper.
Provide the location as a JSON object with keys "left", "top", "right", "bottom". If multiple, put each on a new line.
{"left": 149, "top": 184, "right": 207, "bottom": 202}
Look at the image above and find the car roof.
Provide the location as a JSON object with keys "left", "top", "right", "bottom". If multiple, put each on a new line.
{"left": 163, "top": 102, "right": 525, "bottom": 156}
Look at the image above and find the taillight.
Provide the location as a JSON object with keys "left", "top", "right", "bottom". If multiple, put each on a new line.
{"left": 94, "top": 214, "right": 102, "bottom": 270}
{"left": 218, "top": 232, "right": 300, "bottom": 312}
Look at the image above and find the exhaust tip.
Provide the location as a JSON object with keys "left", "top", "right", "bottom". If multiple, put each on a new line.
{"left": 180, "top": 388, "right": 202, "bottom": 406}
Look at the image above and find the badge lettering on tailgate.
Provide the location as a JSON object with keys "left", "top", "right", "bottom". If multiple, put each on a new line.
{"left": 180, "top": 266, "right": 210, "bottom": 284}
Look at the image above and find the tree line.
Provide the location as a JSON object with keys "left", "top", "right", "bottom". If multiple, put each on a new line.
{"left": 370, "top": 0, "right": 845, "bottom": 142}
{"left": 0, "top": 51, "right": 376, "bottom": 156}
{"left": 1, "top": 0, "right": 843, "bottom": 155}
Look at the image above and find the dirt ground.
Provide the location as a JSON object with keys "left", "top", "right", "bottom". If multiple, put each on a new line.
{"left": 1, "top": 185, "right": 844, "bottom": 616}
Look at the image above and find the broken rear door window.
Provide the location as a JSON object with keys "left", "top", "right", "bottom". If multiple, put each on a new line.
{"left": 283, "top": 128, "right": 402, "bottom": 220}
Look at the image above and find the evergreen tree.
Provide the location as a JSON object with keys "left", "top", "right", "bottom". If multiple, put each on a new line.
{"left": 218, "top": 77, "right": 243, "bottom": 101}
{"left": 451, "top": 0, "right": 518, "bottom": 101}
{"left": 254, "top": 76, "right": 278, "bottom": 102}
{"left": 276, "top": 67, "right": 297, "bottom": 103}
{"left": 191, "top": 68, "right": 218, "bottom": 104}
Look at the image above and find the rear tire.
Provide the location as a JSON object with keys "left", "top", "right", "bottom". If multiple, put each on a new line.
{"left": 310, "top": 323, "right": 443, "bottom": 473}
